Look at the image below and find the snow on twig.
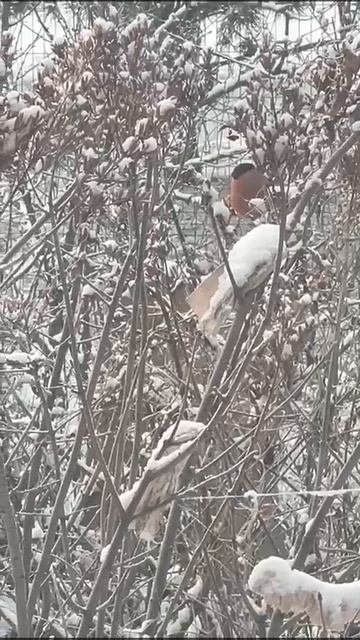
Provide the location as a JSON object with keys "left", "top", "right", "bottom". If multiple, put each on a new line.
{"left": 199, "top": 62, "right": 268, "bottom": 108}
{"left": 249, "top": 555, "right": 360, "bottom": 631}
{"left": 119, "top": 420, "right": 206, "bottom": 541}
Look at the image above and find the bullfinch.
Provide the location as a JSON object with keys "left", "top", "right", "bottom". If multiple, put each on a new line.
{"left": 227, "top": 162, "right": 267, "bottom": 217}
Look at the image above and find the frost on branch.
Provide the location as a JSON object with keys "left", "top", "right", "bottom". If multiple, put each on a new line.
{"left": 187, "top": 224, "right": 287, "bottom": 336}
{"left": 119, "top": 421, "right": 206, "bottom": 541}
{"left": 249, "top": 556, "right": 360, "bottom": 631}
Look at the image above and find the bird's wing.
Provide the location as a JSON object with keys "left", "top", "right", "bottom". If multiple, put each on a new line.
{"left": 186, "top": 264, "right": 225, "bottom": 321}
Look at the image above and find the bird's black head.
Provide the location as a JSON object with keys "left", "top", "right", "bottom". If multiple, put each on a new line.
{"left": 231, "top": 163, "right": 255, "bottom": 180}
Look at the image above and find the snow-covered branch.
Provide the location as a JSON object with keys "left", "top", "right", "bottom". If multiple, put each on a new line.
{"left": 119, "top": 420, "right": 206, "bottom": 541}
{"left": 199, "top": 62, "right": 268, "bottom": 108}
{"left": 249, "top": 556, "right": 360, "bottom": 632}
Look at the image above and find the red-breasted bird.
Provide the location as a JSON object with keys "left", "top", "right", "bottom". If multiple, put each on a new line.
{"left": 226, "top": 162, "right": 267, "bottom": 218}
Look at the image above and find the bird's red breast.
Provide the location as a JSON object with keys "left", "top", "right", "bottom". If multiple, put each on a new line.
{"left": 229, "top": 163, "right": 267, "bottom": 217}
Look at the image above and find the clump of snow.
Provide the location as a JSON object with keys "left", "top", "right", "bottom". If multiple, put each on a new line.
{"left": 82, "top": 147, "right": 98, "bottom": 160}
{"left": 281, "top": 344, "right": 292, "bottom": 360}
{"left": 184, "top": 61, "right": 194, "bottom": 77}
{"left": 79, "top": 29, "right": 93, "bottom": 42}
{"left": 166, "top": 577, "right": 203, "bottom": 635}
{"left": 100, "top": 544, "right": 111, "bottom": 563}
{"left": 94, "top": 17, "right": 114, "bottom": 34}
{"left": 19, "top": 105, "right": 44, "bottom": 124}
{"left": 213, "top": 199, "right": 231, "bottom": 223}
{"left": 3, "top": 351, "right": 45, "bottom": 365}
{"left": 88, "top": 181, "right": 104, "bottom": 197}
{"left": 280, "top": 112, "right": 295, "bottom": 129}
{"left": 53, "top": 35, "right": 65, "bottom": 47}
{"left": 246, "top": 127, "right": 258, "bottom": 147}
{"left": 82, "top": 284, "right": 97, "bottom": 297}
{"left": 352, "top": 121, "right": 360, "bottom": 132}
{"left": 299, "top": 293, "right": 312, "bottom": 306}
{"left": 202, "top": 181, "right": 219, "bottom": 202}
{"left": 199, "top": 224, "right": 287, "bottom": 336}
{"left": 249, "top": 555, "right": 360, "bottom": 631}
{"left": 119, "top": 420, "right": 206, "bottom": 541}
{"left": 274, "top": 135, "right": 289, "bottom": 161}
{"left": 122, "top": 136, "right": 137, "bottom": 153}
{"left": 254, "top": 147, "right": 265, "bottom": 164}
{"left": 31, "top": 521, "right": 44, "bottom": 540}
{"left": 118, "top": 157, "right": 133, "bottom": 172}
{"left": 157, "top": 97, "right": 177, "bottom": 116}
{"left": 194, "top": 258, "right": 212, "bottom": 275}
{"left": 305, "top": 173, "right": 322, "bottom": 190}
{"left": 40, "top": 57, "right": 55, "bottom": 73}
{"left": 103, "top": 240, "right": 118, "bottom": 253}
{"left": 76, "top": 95, "right": 87, "bottom": 107}
{"left": 143, "top": 137, "right": 157, "bottom": 153}
{"left": 263, "top": 123, "right": 277, "bottom": 137}
{"left": 135, "top": 117, "right": 149, "bottom": 136}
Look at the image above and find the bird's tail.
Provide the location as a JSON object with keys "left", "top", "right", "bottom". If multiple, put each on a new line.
{"left": 198, "top": 284, "right": 233, "bottom": 336}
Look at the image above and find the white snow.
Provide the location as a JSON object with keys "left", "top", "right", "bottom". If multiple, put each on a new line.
{"left": 88, "top": 181, "right": 104, "bottom": 196}
{"left": 100, "top": 544, "right": 111, "bottom": 563}
{"left": 200, "top": 225, "right": 287, "bottom": 335}
{"left": 305, "top": 174, "right": 322, "bottom": 189}
{"left": 103, "top": 240, "right": 118, "bottom": 252}
{"left": 280, "top": 112, "right": 295, "bottom": 128}
{"left": 343, "top": 331, "right": 355, "bottom": 347}
{"left": 202, "top": 63, "right": 267, "bottom": 105}
{"left": 1, "top": 133, "right": 16, "bottom": 154}
{"left": 82, "top": 284, "right": 97, "bottom": 297}
{"left": 82, "top": 70, "right": 93, "bottom": 84}
{"left": 143, "top": 137, "right": 157, "bottom": 153}
{"left": 234, "top": 98, "right": 249, "bottom": 113}
{"left": 263, "top": 123, "right": 277, "bottom": 137}
{"left": 76, "top": 95, "right": 87, "bottom": 107}
{"left": 299, "top": 293, "right": 312, "bottom": 306}
{"left": 150, "top": 420, "right": 204, "bottom": 461}
{"left": 157, "top": 97, "right": 177, "bottom": 116}
{"left": 281, "top": 344, "right": 292, "bottom": 359}
{"left": 288, "top": 184, "right": 300, "bottom": 201}
{"left": 249, "top": 555, "right": 360, "bottom": 631}
{"left": 254, "top": 147, "right": 265, "bottom": 164}
{"left": 213, "top": 199, "right": 231, "bottom": 222}
{"left": 202, "top": 181, "right": 219, "bottom": 202}
{"left": 82, "top": 148, "right": 98, "bottom": 160}
{"left": 4, "top": 351, "right": 45, "bottom": 365}
{"left": 40, "top": 57, "right": 55, "bottom": 73}
{"left": 19, "top": 105, "right": 44, "bottom": 124}
{"left": 246, "top": 127, "right": 257, "bottom": 147}
{"left": 94, "top": 17, "right": 114, "bottom": 33}
{"left": 184, "top": 61, "right": 194, "bottom": 77}
{"left": 166, "top": 577, "right": 203, "bottom": 635}
{"left": 118, "top": 157, "right": 133, "bottom": 172}
{"left": 135, "top": 117, "right": 149, "bottom": 135}
{"left": 79, "top": 29, "right": 93, "bottom": 42}
{"left": 53, "top": 35, "right": 65, "bottom": 47}
{"left": 352, "top": 120, "right": 360, "bottom": 132}
{"left": 31, "top": 521, "right": 44, "bottom": 540}
{"left": 194, "top": 258, "right": 212, "bottom": 275}
{"left": 274, "top": 135, "right": 289, "bottom": 161}
{"left": 119, "top": 420, "right": 205, "bottom": 541}
{"left": 122, "top": 136, "right": 137, "bottom": 154}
